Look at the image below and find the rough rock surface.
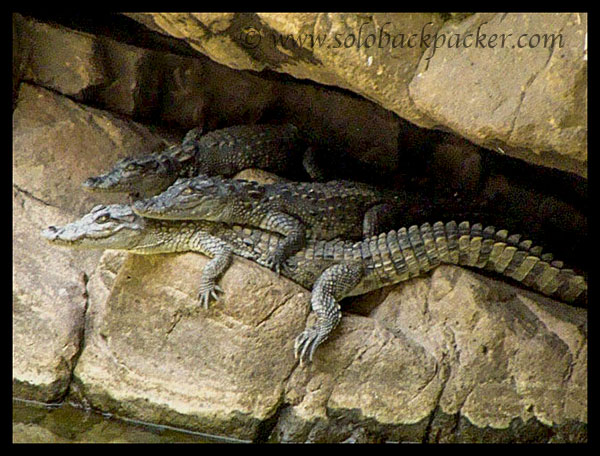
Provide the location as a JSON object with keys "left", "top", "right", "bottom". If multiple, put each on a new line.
{"left": 272, "top": 266, "right": 587, "bottom": 443}
{"left": 14, "top": 13, "right": 405, "bottom": 174}
{"left": 13, "top": 189, "right": 94, "bottom": 402}
{"left": 72, "top": 252, "right": 309, "bottom": 441}
{"left": 409, "top": 13, "right": 587, "bottom": 178}
{"left": 12, "top": 79, "right": 166, "bottom": 401}
{"left": 13, "top": 82, "right": 169, "bottom": 215}
{"left": 70, "top": 252, "right": 588, "bottom": 443}
{"left": 12, "top": 13, "right": 587, "bottom": 443}
{"left": 124, "top": 12, "right": 587, "bottom": 177}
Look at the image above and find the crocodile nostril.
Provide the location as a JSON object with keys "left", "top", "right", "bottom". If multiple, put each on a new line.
{"left": 41, "top": 226, "right": 58, "bottom": 240}
{"left": 82, "top": 177, "right": 97, "bottom": 187}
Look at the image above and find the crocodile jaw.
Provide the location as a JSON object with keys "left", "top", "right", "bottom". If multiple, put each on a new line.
{"left": 82, "top": 157, "right": 178, "bottom": 196}
{"left": 41, "top": 204, "right": 145, "bottom": 250}
{"left": 41, "top": 225, "right": 136, "bottom": 250}
{"left": 132, "top": 196, "right": 232, "bottom": 221}
{"left": 132, "top": 176, "right": 234, "bottom": 221}
{"left": 82, "top": 172, "right": 176, "bottom": 197}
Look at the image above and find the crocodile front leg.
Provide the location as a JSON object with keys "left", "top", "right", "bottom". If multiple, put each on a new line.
{"left": 188, "top": 230, "right": 233, "bottom": 309}
{"left": 295, "top": 261, "right": 365, "bottom": 364}
{"left": 258, "top": 210, "right": 306, "bottom": 274}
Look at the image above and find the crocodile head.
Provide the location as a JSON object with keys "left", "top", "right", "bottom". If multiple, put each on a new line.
{"left": 82, "top": 149, "right": 183, "bottom": 197}
{"left": 132, "top": 175, "right": 263, "bottom": 222}
{"left": 42, "top": 204, "right": 146, "bottom": 250}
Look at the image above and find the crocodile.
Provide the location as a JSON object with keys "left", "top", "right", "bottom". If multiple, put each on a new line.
{"left": 132, "top": 175, "right": 438, "bottom": 273}
{"left": 82, "top": 123, "right": 305, "bottom": 197}
{"left": 42, "top": 204, "right": 586, "bottom": 363}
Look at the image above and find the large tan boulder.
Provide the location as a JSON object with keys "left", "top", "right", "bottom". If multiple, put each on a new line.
{"left": 71, "top": 251, "right": 587, "bottom": 442}
{"left": 13, "top": 83, "right": 168, "bottom": 214}
{"left": 72, "top": 252, "right": 309, "bottom": 440}
{"left": 125, "top": 12, "right": 587, "bottom": 177}
{"left": 12, "top": 81, "right": 162, "bottom": 400}
{"left": 409, "top": 13, "right": 587, "bottom": 178}
{"left": 13, "top": 190, "right": 94, "bottom": 402}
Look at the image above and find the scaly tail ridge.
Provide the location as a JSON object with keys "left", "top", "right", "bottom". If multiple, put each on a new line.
{"left": 426, "top": 221, "right": 587, "bottom": 303}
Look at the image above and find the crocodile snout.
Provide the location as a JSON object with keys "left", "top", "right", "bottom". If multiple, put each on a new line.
{"left": 41, "top": 226, "right": 59, "bottom": 241}
{"left": 82, "top": 176, "right": 100, "bottom": 189}
{"left": 82, "top": 175, "right": 117, "bottom": 192}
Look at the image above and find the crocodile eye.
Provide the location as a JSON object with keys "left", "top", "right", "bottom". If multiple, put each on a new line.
{"left": 181, "top": 187, "right": 195, "bottom": 195}
{"left": 96, "top": 215, "right": 111, "bottom": 223}
{"left": 124, "top": 163, "right": 138, "bottom": 172}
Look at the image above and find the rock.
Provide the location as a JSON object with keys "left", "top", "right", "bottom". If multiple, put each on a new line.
{"left": 409, "top": 13, "right": 587, "bottom": 178}
{"left": 12, "top": 14, "right": 26, "bottom": 109}
{"left": 376, "top": 267, "right": 587, "bottom": 431}
{"left": 12, "top": 188, "right": 99, "bottom": 402}
{"left": 192, "top": 13, "right": 236, "bottom": 34}
{"left": 15, "top": 14, "right": 105, "bottom": 98}
{"left": 273, "top": 266, "right": 587, "bottom": 442}
{"left": 275, "top": 83, "right": 402, "bottom": 172}
{"left": 124, "top": 12, "right": 587, "bottom": 177}
{"left": 71, "top": 253, "right": 310, "bottom": 441}
{"left": 91, "top": 37, "right": 162, "bottom": 118}
{"left": 13, "top": 13, "right": 206, "bottom": 124}
{"left": 12, "top": 83, "right": 168, "bottom": 215}
{"left": 15, "top": 13, "right": 403, "bottom": 172}
{"left": 12, "top": 79, "right": 165, "bottom": 402}
{"left": 264, "top": 12, "right": 442, "bottom": 129}
{"left": 125, "top": 12, "right": 441, "bottom": 128}
{"left": 70, "top": 249, "right": 587, "bottom": 442}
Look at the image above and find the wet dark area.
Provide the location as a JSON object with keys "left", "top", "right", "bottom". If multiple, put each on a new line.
{"left": 19, "top": 11, "right": 588, "bottom": 273}
{"left": 13, "top": 399, "right": 241, "bottom": 443}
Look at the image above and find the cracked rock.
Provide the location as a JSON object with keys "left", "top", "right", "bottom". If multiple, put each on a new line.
{"left": 126, "top": 12, "right": 587, "bottom": 177}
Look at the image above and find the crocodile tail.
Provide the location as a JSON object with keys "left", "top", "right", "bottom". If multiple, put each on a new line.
{"left": 429, "top": 221, "right": 586, "bottom": 303}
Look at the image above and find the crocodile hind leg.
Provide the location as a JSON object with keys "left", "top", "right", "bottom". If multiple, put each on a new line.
{"left": 362, "top": 203, "right": 403, "bottom": 239}
{"left": 295, "top": 261, "right": 365, "bottom": 364}
{"left": 301, "top": 146, "right": 329, "bottom": 182}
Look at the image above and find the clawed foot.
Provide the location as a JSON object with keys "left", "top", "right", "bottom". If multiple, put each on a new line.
{"left": 281, "top": 259, "right": 296, "bottom": 276}
{"left": 197, "top": 282, "right": 224, "bottom": 309}
{"left": 264, "top": 251, "right": 285, "bottom": 275}
{"left": 294, "top": 326, "right": 326, "bottom": 365}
